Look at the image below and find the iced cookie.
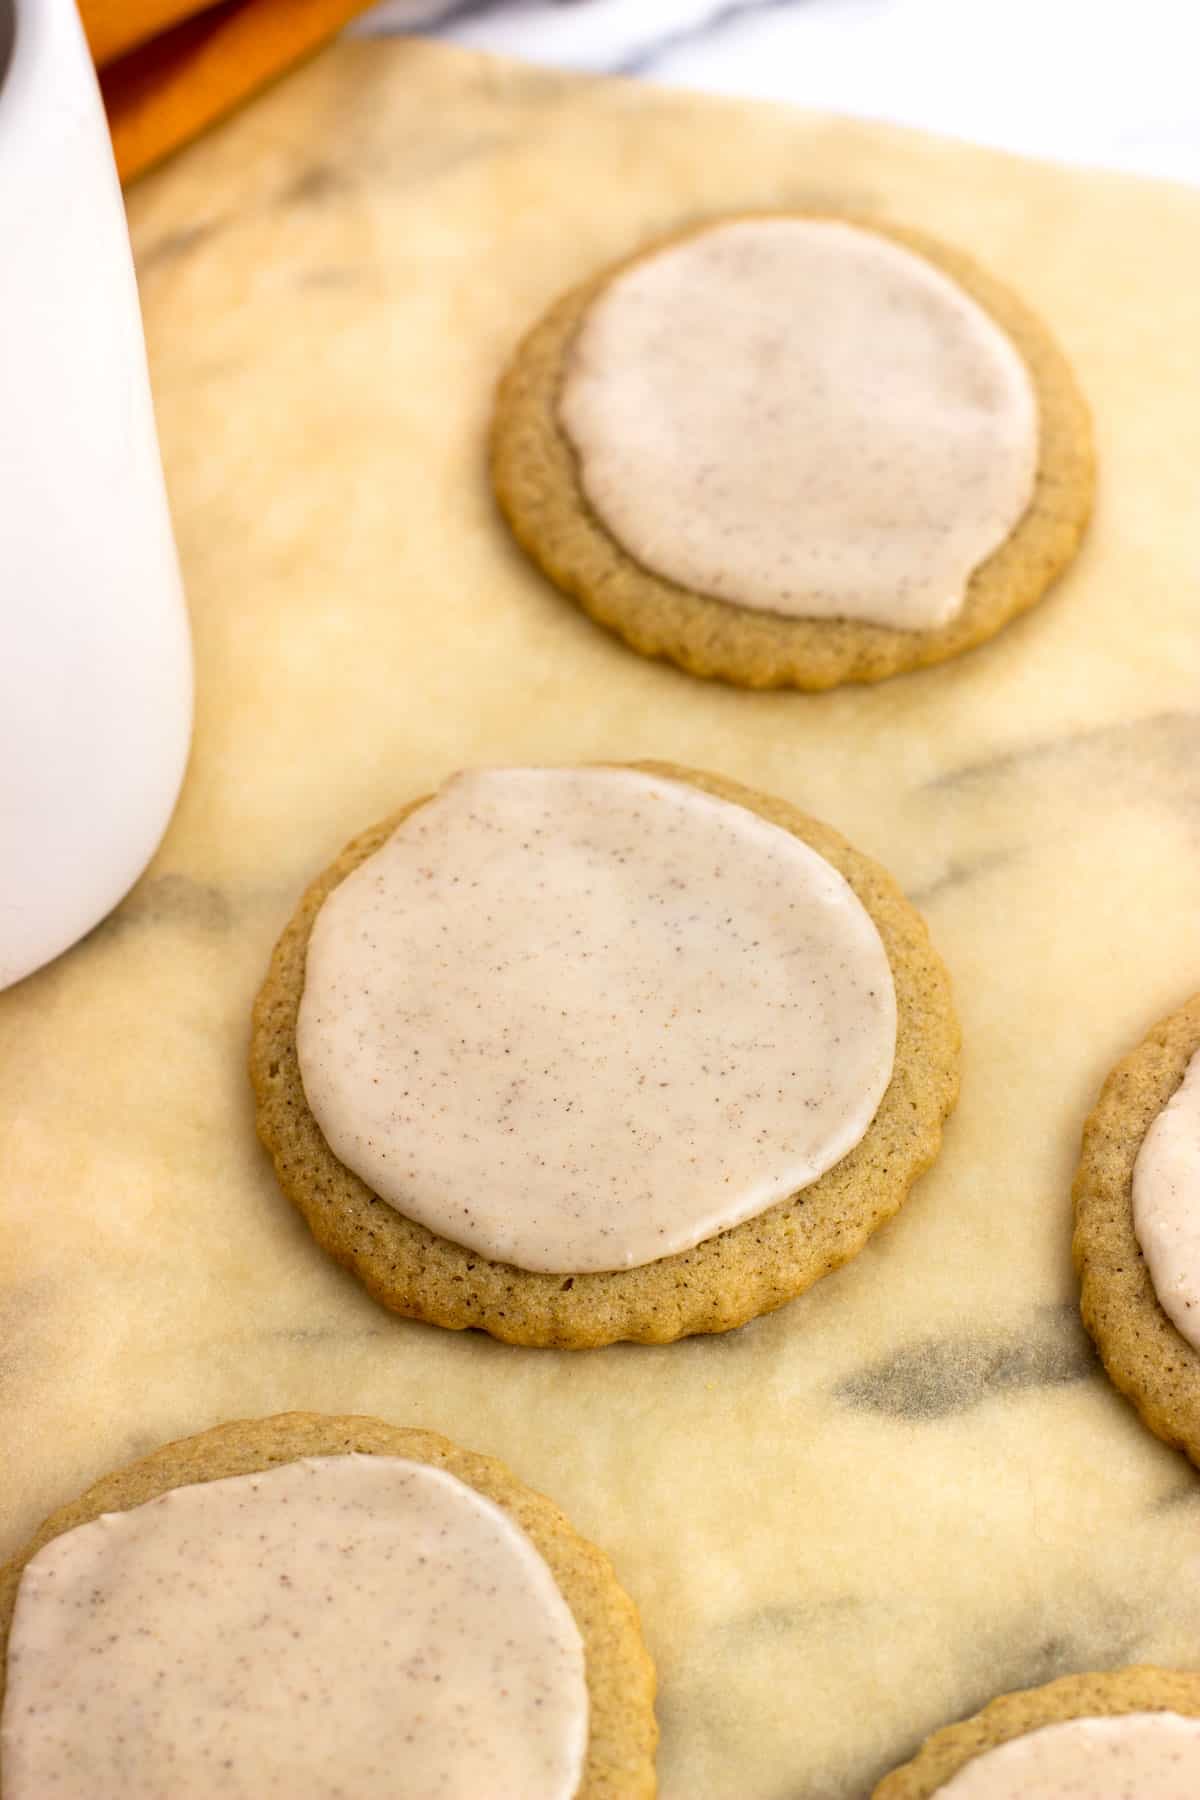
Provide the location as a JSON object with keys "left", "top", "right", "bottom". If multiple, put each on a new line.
{"left": 1073, "top": 992, "right": 1200, "bottom": 1465}
{"left": 872, "top": 1666, "right": 1200, "bottom": 1797}
{"left": 491, "top": 214, "right": 1093, "bottom": 689}
{"left": 250, "top": 762, "right": 959, "bottom": 1348}
{"left": 0, "top": 1412, "right": 656, "bottom": 1800}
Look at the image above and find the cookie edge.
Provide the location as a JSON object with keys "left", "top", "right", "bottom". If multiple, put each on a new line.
{"left": 1072, "top": 992, "right": 1200, "bottom": 1466}
{"left": 249, "top": 761, "right": 960, "bottom": 1348}
{"left": 871, "top": 1666, "right": 1200, "bottom": 1797}
{"left": 490, "top": 211, "right": 1095, "bottom": 690}
{"left": 0, "top": 1411, "right": 657, "bottom": 1800}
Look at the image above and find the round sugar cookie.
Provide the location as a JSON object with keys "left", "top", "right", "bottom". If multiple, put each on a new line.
{"left": 249, "top": 761, "right": 959, "bottom": 1348}
{"left": 0, "top": 1412, "right": 657, "bottom": 1800}
{"left": 490, "top": 213, "right": 1093, "bottom": 690}
{"left": 872, "top": 1667, "right": 1200, "bottom": 1798}
{"left": 1073, "top": 992, "right": 1200, "bottom": 1466}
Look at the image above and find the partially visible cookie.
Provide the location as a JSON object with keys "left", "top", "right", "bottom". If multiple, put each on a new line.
{"left": 1073, "top": 993, "right": 1200, "bottom": 1465}
{"left": 0, "top": 1412, "right": 657, "bottom": 1800}
{"left": 873, "top": 1667, "right": 1200, "bottom": 1797}
{"left": 249, "top": 762, "right": 959, "bottom": 1348}
{"left": 491, "top": 212, "right": 1093, "bottom": 690}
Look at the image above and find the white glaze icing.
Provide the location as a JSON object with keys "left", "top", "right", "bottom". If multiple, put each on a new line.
{"left": 558, "top": 218, "right": 1038, "bottom": 631}
{"left": 0, "top": 1455, "right": 588, "bottom": 1800}
{"left": 296, "top": 766, "right": 897, "bottom": 1274}
{"left": 1133, "top": 1047, "right": 1200, "bottom": 1350}
{"left": 933, "top": 1711, "right": 1200, "bottom": 1798}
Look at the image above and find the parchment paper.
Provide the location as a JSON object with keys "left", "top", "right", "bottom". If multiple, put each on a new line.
{"left": 4, "top": 40, "right": 1200, "bottom": 1798}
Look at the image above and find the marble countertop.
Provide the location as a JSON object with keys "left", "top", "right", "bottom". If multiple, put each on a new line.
{"left": 358, "top": 0, "right": 1200, "bottom": 185}
{"left": 4, "top": 32, "right": 1200, "bottom": 1800}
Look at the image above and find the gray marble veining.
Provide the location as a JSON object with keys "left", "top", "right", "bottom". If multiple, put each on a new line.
{"left": 2, "top": 37, "right": 1200, "bottom": 1800}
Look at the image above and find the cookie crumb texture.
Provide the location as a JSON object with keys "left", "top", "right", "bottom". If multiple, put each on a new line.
{"left": 491, "top": 212, "right": 1093, "bottom": 690}
{"left": 871, "top": 1667, "right": 1200, "bottom": 1798}
{"left": 1073, "top": 993, "right": 1200, "bottom": 1466}
{"left": 249, "top": 762, "right": 959, "bottom": 1348}
{"left": 0, "top": 1413, "right": 657, "bottom": 1800}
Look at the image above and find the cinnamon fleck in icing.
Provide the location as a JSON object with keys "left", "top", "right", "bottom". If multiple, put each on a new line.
{"left": 0, "top": 1455, "right": 588, "bottom": 1799}
{"left": 933, "top": 1712, "right": 1200, "bottom": 1798}
{"left": 297, "top": 766, "right": 896, "bottom": 1274}
{"left": 559, "top": 218, "right": 1038, "bottom": 631}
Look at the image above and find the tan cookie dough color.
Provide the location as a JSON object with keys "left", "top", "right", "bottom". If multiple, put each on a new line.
{"left": 0, "top": 1414, "right": 657, "bottom": 1799}
{"left": 251, "top": 762, "right": 959, "bottom": 1347}
{"left": 1132, "top": 1048, "right": 1200, "bottom": 1345}
{"left": 872, "top": 1668, "right": 1200, "bottom": 1799}
{"left": 1073, "top": 993, "right": 1200, "bottom": 1465}
{"left": 297, "top": 766, "right": 897, "bottom": 1274}
{"left": 492, "top": 214, "right": 1093, "bottom": 689}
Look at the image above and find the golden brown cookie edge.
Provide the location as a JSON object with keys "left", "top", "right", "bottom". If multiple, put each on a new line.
{"left": 490, "top": 211, "right": 1095, "bottom": 690}
{"left": 1072, "top": 993, "right": 1200, "bottom": 1467}
{"left": 871, "top": 1666, "right": 1200, "bottom": 1797}
{"left": 248, "top": 761, "right": 960, "bottom": 1348}
{"left": 0, "top": 1412, "right": 657, "bottom": 1800}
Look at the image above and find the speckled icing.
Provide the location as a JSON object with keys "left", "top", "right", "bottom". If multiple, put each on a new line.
{"left": 1133, "top": 1048, "right": 1200, "bottom": 1351}
{"left": 558, "top": 218, "right": 1038, "bottom": 631}
{"left": 0, "top": 1455, "right": 588, "bottom": 1800}
{"left": 933, "top": 1712, "right": 1200, "bottom": 1797}
{"left": 296, "top": 766, "right": 897, "bottom": 1274}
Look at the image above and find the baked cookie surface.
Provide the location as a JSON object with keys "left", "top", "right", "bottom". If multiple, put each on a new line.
{"left": 1073, "top": 993, "right": 1200, "bottom": 1465}
{"left": 491, "top": 213, "right": 1094, "bottom": 690}
{"left": 872, "top": 1667, "right": 1200, "bottom": 1797}
{"left": 250, "top": 762, "right": 958, "bottom": 1348}
{"left": 0, "top": 1412, "right": 657, "bottom": 1800}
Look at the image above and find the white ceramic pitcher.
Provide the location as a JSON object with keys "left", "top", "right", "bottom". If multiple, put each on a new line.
{"left": 1, "top": 0, "right": 193, "bottom": 991}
